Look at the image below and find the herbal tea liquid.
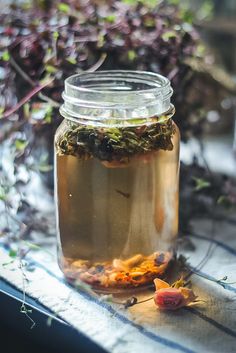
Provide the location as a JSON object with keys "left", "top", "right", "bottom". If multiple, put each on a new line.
{"left": 55, "top": 127, "right": 179, "bottom": 291}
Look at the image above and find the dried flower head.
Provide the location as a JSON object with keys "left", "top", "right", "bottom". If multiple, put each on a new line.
{"left": 153, "top": 278, "right": 197, "bottom": 310}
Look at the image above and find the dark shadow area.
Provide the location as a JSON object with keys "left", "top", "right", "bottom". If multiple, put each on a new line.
{"left": 0, "top": 281, "right": 107, "bottom": 353}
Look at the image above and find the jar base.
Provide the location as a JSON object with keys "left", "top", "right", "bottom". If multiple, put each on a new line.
{"left": 60, "top": 251, "right": 172, "bottom": 293}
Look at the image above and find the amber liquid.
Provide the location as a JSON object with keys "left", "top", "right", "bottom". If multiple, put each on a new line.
{"left": 55, "top": 131, "right": 179, "bottom": 291}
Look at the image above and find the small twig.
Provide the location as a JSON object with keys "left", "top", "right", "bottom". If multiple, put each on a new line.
{"left": 111, "top": 295, "right": 154, "bottom": 308}
{"left": 38, "top": 92, "right": 60, "bottom": 108}
{"left": 9, "top": 57, "right": 36, "bottom": 87}
{"left": 21, "top": 240, "right": 55, "bottom": 259}
{"left": 19, "top": 259, "right": 36, "bottom": 329}
{"left": 86, "top": 53, "right": 107, "bottom": 72}
{"left": 2, "top": 78, "right": 54, "bottom": 118}
{"left": 187, "top": 267, "right": 236, "bottom": 287}
{"left": 132, "top": 296, "right": 154, "bottom": 305}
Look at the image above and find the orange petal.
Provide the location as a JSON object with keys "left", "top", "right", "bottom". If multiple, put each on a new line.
{"left": 154, "top": 278, "right": 170, "bottom": 290}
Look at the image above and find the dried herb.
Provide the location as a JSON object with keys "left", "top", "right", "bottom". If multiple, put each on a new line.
{"left": 155, "top": 253, "right": 165, "bottom": 266}
{"left": 64, "top": 252, "right": 171, "bottom": 290}
{"left": 55, "top": 117, "right": 175, "bottom": 164}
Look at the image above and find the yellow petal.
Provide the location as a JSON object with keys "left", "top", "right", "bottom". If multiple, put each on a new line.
{"left": 154, "top": 278, "right": 170, "bottom": 290}
{"left": 180, "top": 287, "right": 198, "bottom": 303}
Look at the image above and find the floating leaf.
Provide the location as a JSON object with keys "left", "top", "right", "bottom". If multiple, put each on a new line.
{"left": 55, "top": 114, "right": 175, "bottom": 163}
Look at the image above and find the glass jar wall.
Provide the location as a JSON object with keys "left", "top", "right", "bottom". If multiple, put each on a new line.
{"left": 55, "top": 71, "right": 180, "bottom": 292}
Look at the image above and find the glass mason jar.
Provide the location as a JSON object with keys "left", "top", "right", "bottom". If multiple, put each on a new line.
{"left": 55, "top": 71, "right": 180, "bottom": 293}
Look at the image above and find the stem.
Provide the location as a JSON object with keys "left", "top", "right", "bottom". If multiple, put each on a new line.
{"left": 86, "top": 53, "right": 107, "bottom": 72}
{"left": 9, "top": 57, "right": 36, "bottom": 87}
{"left": 188, "top": 267, "right": 236, "bottom": 286}
{"left": 19, "top": 259, "right": 36, "bottom": 329}
{"left": 38, "top": 92, "right": 60, "bottom": 107}
{"left": 2, "top": 78, "right": 54, "bottom": 118}
{"left": 134, "top": 296, "right": 154, "bottom": 305}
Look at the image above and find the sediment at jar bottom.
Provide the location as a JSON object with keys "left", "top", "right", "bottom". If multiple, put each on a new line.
{"left": 61, "top": 251, "right": 172, "bottom": 291}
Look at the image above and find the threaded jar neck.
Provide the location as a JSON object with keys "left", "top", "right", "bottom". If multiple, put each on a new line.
{"left": 60, "top": 70, "right": 174, "bottom": 127}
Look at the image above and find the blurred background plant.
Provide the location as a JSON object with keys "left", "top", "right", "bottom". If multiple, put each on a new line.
{"left": 0, "top": 0, "right": 236, "bottom": 240}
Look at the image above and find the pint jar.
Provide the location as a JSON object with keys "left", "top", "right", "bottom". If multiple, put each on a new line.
{"left": 55, "top": 70, "right": 180, "bottom": 292}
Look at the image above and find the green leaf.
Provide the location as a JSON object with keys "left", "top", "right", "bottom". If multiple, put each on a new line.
{"left": 196, "top": 44, "right": 206, "bottom": 57}
{"left": 53, "top": 31, "right": 59, "bottom": 40}
{"left": 168, "top": 0, "right": 179, "bottom": 4}
{"left": 97, "top": 33, "right": 105, "bottom": 48}
{"left": 45, "top": 64, "right": 57, "bottom": 73}
{"left": 192, "top": 177, "right": 211, "bottom": 191}
{"left": 179, "top": 9, "right": 194, "bottom": 24}
{"left": 217, "top": 195, "right": 231, "bottom": 207}
{"left": 198, "top": 1, "right": 214, "bottom": 21}
{"left": 104, "top": 14, "right": 116, "bottom": 23}
{"left": 162, "top": 31, "right": 177, "bottom": 41}
{"left": 9, "top": 249, "right": 17, "bottom": 258}
{"left": 21, "top": 240, "right": 54, "bottom": 258}
{"left": 57, "top": 2, "right": 70, "bottom": 13}
{"left": 23, "top": 103, "right": 30, "bottom": 118}
{"left": 15, "top": 139, "right": 28, "bottom": 151}
{"left": 122, "top": 0, "right": 159, "bottom": 7}
{"left": 157, "top": 115, "right": 169, "bottom": 124}
{"left": 144, "top": 17, "right": 155, "bottom": 27}
{"left": 66, "top": 57, "right": 77, "bottom": 65}
{"left": 44, "top": 105, "right": 53, "bottom": 123}
{"left": 38, "top": 164, "right": 53, "bottom": 172}
{"left": 1, "top": 50, "right": 10, "bottom": 62}
{"left": 128, "top": 50, "right": 136, "bottom": 61}
{"left": 122, "top": 0, "right": 137, "bottom": 4}
{"left": 0, "top": 186, "right": 7, "bottom": 201}
{"left": 141, "top": 0, "right": 159, "bottom": 7}
{"left": 44, "top": 114, "right": 52, "bottom": 123}
{"left": 0, "top": 106, "right": 4, "bottom": 118}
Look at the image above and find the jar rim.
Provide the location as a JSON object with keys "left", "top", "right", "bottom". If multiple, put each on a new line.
{"left": 64, "top": 70, "right": 171, "bottom": 96}
{"left": 61, "top": 70, "right": 174, "bottom": 126}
